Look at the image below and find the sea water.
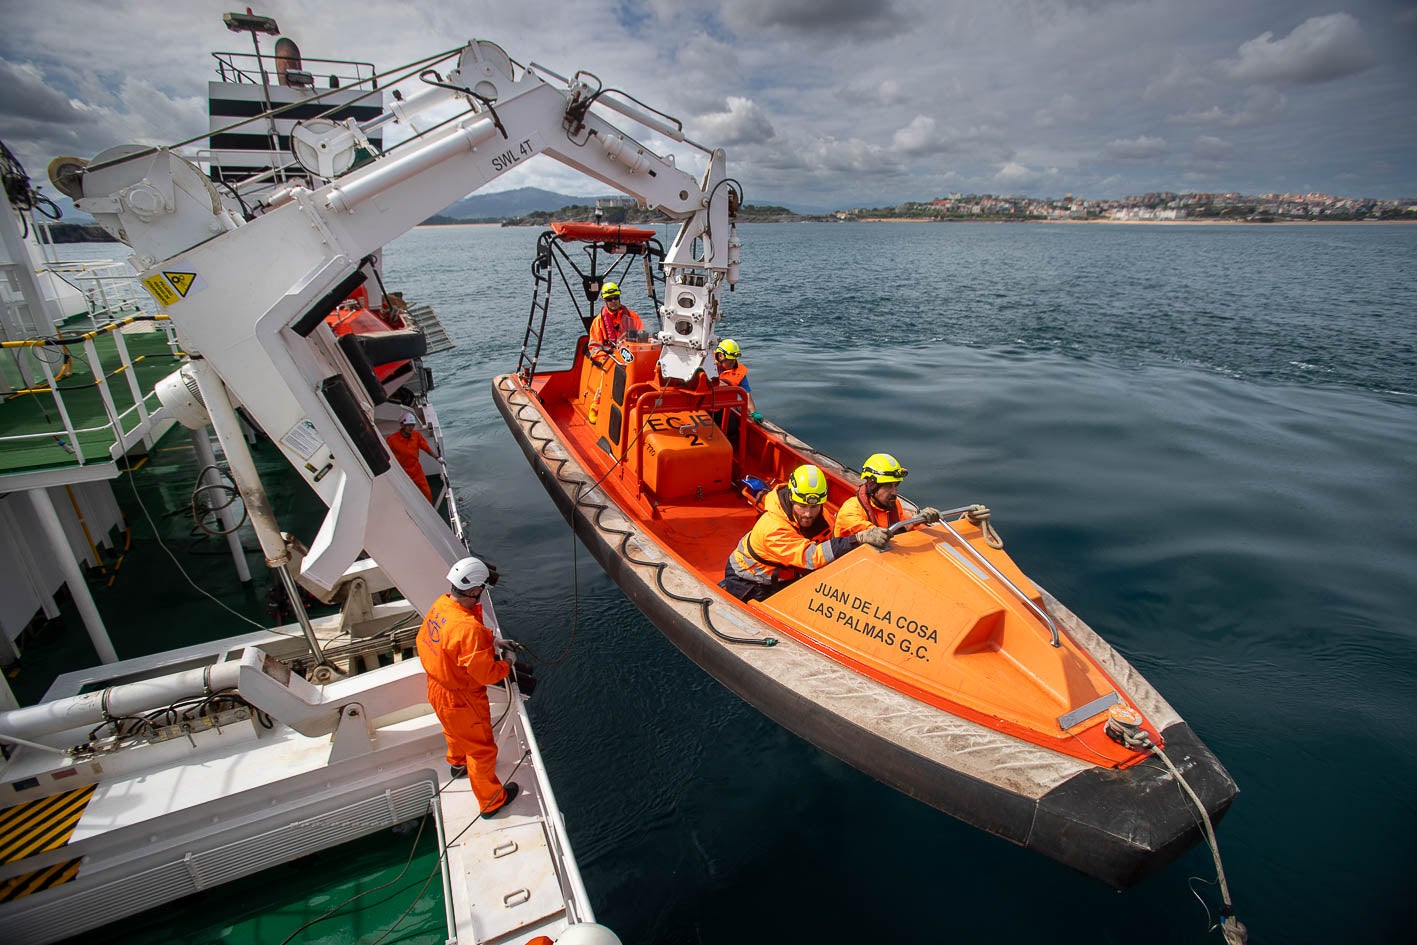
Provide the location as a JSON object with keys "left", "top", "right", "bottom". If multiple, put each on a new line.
{"left": 383, "top": 220, "right": 1417, "bottom": 945}
{"left": 74, "top": 220, "right": 1417, "bottom": 943}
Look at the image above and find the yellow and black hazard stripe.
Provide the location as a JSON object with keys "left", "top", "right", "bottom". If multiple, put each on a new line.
{"left": 0, "top": 784, "right": 95, "bottom": 902}
{"left": 0, "top": 856, "right": 83, "bottom": 903}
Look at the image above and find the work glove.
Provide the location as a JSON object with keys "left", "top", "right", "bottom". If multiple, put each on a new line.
{"left": 749, "top": 411, "right": 763, "bottom": 424}
{"left": 919, "top": 507, "right": 942, "bottom": 524}
{"left": 495, "top": 639, "right": 522, "bottom": 662}
{"left": 511, "top": 663, "right": 538, "bottom": 698}
{"left": 860, "top": 526, "right": 891, "bottom": 550}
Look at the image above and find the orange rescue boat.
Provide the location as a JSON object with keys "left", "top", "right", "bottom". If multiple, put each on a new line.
{"left": 491, "top": 228, "right": 1237, "bottom": 889}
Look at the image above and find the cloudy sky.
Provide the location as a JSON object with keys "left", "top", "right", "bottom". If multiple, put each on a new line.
{"left": 2, "top": 0, "right": 1414, "bottom": 212}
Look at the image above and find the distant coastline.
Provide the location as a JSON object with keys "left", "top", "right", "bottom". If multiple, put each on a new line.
{"left": 854, "top": 216, "right": 1417, "bottom": 225}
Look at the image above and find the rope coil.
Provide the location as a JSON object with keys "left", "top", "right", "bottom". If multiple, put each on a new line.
{"left": 963, "top": 504, "right": 1004, "bottom": 549}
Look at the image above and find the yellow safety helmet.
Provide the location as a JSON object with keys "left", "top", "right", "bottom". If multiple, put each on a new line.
{"left": 787, "top": 464, "right": 829, "bottom": 506}
{"left": 715, "top": 338, "right": 742, "bottom": 360}
{"left": 862, "top": 452, "right": 908, "bottom": 484}
{"left": 601, "top": 281, "right": 621, "bottom": 299}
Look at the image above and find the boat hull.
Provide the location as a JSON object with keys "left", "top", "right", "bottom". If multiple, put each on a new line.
{"left": 493, "top": 373, "right": 1237, "bottom": 888}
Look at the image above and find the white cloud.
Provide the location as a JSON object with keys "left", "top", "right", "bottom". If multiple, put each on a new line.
{"left": 1172, "top": 87, "right": 1288, "bottom": 128}
{"left": 1191, "top": 135, "right": 1234, "bottom": 162}
{"left": 1104, "top": 135, "right": 1168, "bottom": 159}
{"left": 806, "top": 136, "right": 900, "bottom": 174}
{"left": 892, "top": 116, "right": 941, "bottom": 156}
{"left": 1143, "top": 61, "right": 1212, "bottom": 104}
{"left": 720, "top": 0, "right": 908, "bottom": 39}
{"left": 1223, "top": 14, "right": 1376, "bottom": 84}
{"left": 1035, "top": 93, "right": 1089, "bottom": 127}
{"left": 691, "top": 97, "right": 775, "bottom": 146}
{"left": 994, "top": 162, "right": 1050, "bottom": 190}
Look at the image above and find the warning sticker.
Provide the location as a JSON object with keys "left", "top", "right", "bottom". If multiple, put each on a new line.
{"left": 163, "top": 271, "right": 196, "bottom": 297}
{"left": 141, "top": 273, "right": 179, "bottom": 307}
{"left": 281, "top": 419, "right": 325, "bottom": 459}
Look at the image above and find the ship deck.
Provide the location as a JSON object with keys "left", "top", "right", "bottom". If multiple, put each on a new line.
{"left": 0, "top": 321, "right": 184, "bottom": 476}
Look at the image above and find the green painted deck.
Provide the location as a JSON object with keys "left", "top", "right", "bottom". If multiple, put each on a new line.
{"left": 0, "top": 322, "right": 184, "bottom": 475}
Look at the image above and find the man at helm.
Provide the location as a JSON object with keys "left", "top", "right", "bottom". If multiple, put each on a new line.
{"left": 417, "top": 556, "right": 536, "bottom": 816}
{"left": 588, "top": 281, "right": 644, "bottom": 346}
{"left": 721, "top": 464, "right": 891, "bottom": 602}
{"left": 835, "top": 452, "right": 940, "bottom": 537}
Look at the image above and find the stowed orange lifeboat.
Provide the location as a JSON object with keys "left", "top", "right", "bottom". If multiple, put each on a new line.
{"left": 324, "top": 284, "right": 427, "bottom": 396}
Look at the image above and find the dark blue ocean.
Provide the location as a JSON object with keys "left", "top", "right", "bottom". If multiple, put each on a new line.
{"left": 376, "top": 220, "right": 1417, "bottom": 945}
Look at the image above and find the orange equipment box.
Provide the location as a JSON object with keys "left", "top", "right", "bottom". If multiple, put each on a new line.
{"left": 639, "top": 410, "right": 732, "bottom": 500}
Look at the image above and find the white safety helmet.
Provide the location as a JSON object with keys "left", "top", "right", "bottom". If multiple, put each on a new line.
{"left": 447, "top": 556, "right": 490, "bottom": 591}
{"left": 399, "top": 411, "right": 417, "bottom": 425}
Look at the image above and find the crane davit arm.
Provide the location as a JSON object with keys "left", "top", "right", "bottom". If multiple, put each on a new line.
{"left": 65, "top": 40, "right": 738, "bottom": 611}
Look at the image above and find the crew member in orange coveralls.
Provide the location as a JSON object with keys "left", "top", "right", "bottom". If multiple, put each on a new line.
{"left": 417, "top": 556, "right": 536, "bottom": 815}
{"left": 588, "top": 281, "right": 643, "bottom": 346}
{"left": 834, "top": 452, "right": 940, "bottom": 537}
{"left": 386, "top": 411, "right": 438, "bottom": 503}
{"left": 721, "top": 464, "right": 891, "bottom": 602}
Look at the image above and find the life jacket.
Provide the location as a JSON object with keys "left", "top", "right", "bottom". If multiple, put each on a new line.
{"left": 718, "top": 361, "right": 748, "bottom": 387}
{"left": 589, "top": 304, "right": 644, "bottom": 344}
{"left": 728, "top": 485, "right": 839, "bottom": 587}
{"left": 834, "top": 482, "right": 917, "bottom": 538}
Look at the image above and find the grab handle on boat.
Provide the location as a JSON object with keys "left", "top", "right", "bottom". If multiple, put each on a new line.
{"left": 893, "top": 506, "right": 1062, "bottom": 648}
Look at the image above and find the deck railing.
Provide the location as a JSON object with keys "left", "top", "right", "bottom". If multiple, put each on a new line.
{"left": 0, "top": 315, "right": 182, "bottom": 474}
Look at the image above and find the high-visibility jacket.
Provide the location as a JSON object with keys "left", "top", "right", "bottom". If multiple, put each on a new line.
{"left": 727, "top": 485, "right": 857, "bottom": 589}
{"left": 834, "top": 482, "right": 903, "bottom": 537}
{"left": 588, "top": 304, "right": 644, "bottom": 345}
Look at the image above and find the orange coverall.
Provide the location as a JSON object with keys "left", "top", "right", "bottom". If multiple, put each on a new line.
{"left": 588, "top": 304, "right": 643, "bottom": 345}
{"left": 386, "top": 429, "right": 433, "bottom": 502}
{"left": 416, "top": 594, "right": 512, "bottom": 811}
{"left": 834, "top": 482, "right": 906, "bottom": 537}
{"left": 726, "top": 485, "right": 856, "bottom": 594}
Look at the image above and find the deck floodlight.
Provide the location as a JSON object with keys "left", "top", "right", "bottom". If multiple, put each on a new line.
{"left": 223, "top": 12, "right": 280, "bottom": 35}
